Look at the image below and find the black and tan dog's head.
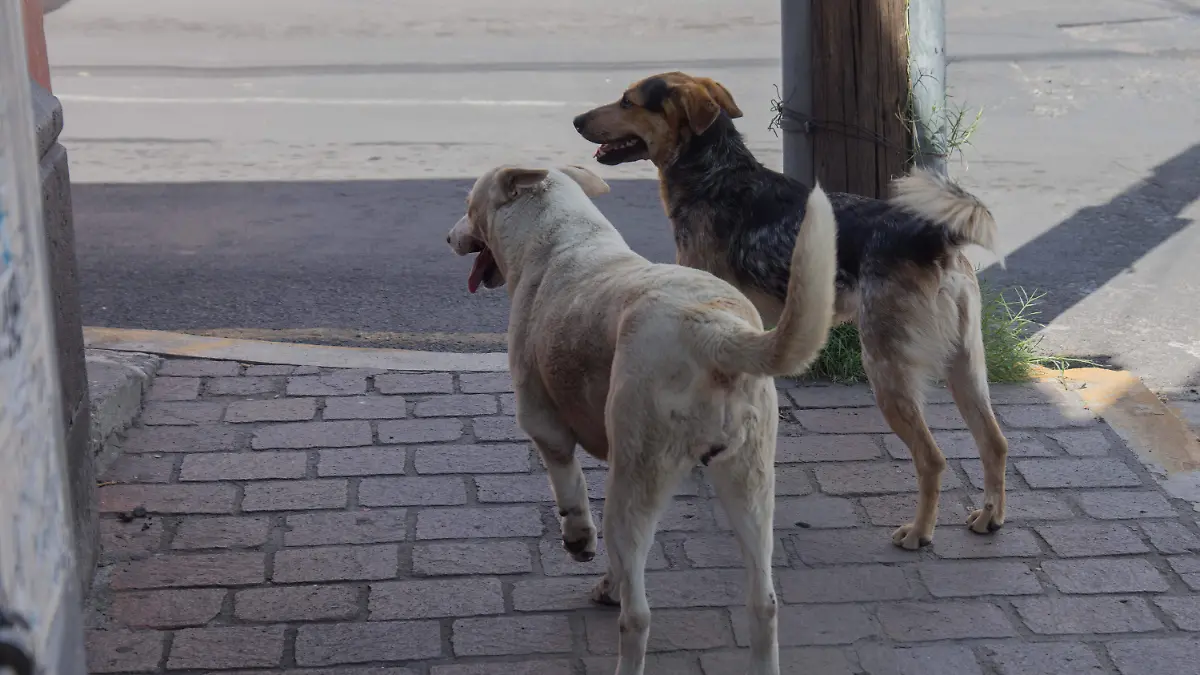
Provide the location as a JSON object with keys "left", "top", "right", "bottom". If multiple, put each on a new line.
{"left": 572, "top": 72, "right": 743, "bottom": 167}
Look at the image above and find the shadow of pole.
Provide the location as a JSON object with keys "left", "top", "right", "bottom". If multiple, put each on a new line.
{"left": 979, "top": 141, "right": 1200, "bottom": 324}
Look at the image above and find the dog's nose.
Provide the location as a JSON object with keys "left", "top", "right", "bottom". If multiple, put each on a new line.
{"left": 446, "top": 234, "right": 451, "bottom": 245}
{"left": 572, "top": 113, "right": 587, "bottom": 132}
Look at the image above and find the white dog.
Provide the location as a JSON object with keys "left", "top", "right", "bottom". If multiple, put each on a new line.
{"left": 447, "top": 164, "right": 837, "bottom": 675}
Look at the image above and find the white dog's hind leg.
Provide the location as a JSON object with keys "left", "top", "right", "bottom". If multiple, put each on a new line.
{"left": 517, "top": 395, "right": 597, "bottom": 561}
{"left": 708, "top": 441, "right": 780, "bottom": 675}
{"left": 602, "top": 451, "right": 689, "bottom": 675}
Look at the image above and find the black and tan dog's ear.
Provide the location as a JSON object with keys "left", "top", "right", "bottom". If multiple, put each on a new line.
{"left": 696, "top": 78, "right": 743, "bottom": 119}
{"left": 559, "top": 165, "right": 610, "bottom": 198}
{"left": 494, "top": 167, "right": 549, "bottom": 200}
{"left": 673, "top": 83, "right": 722, "bottom": 135}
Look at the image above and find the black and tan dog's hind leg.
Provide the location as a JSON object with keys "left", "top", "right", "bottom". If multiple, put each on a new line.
{"left": 858, "top": 256, "right": 1009, "bottom": 550}
{"left": 874, "top": 169, "right": 1009, "bottom": 548}
{"left": 844, "top": 256, "right": 1009, "bottom": 551}
{"left": 946, "top": 268, "right": 1009, "bottom": 535}
{"left": 860, "top": 328, "right": 950, "bottom": 550}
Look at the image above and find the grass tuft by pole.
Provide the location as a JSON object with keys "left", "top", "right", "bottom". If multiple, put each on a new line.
{"left": 796, "top": 284, "right": 1098, "bottom": 384}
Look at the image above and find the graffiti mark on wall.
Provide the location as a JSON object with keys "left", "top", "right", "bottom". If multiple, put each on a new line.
{"left": 0, "top": 205, "right": 12, "bottom": 267}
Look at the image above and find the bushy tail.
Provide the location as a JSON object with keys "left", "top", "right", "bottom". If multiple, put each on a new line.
{"left": 690, "top": 183, "right": 839, "bottom": 377}
{"left": 889, "top": 167, "right": 999, "bottom": 254}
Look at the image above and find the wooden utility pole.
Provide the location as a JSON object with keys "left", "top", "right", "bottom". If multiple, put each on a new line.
{"left": 781, "top": 0, "right": 947, "bottom": 198}
{"left": 811, "top": 0, "right": 909, "bottom": 198}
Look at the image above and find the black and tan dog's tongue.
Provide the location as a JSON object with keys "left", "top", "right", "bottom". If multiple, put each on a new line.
{"left": 467, "top": 248, "right": 495, "bottom": 293}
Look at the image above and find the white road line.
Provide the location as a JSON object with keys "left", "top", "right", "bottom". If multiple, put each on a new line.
{"left": 1168, "top": 341, "right": 1200, "bottom": 361}
{"left": 56, "top": 94, "right": 600, "bottom": 107}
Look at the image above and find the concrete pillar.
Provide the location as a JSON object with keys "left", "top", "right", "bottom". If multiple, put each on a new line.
{"left": 32, "top": 81, "right": 96, "bottom": 594}
{"left": 20, "top": 0, "right": 95, "bottom": 592}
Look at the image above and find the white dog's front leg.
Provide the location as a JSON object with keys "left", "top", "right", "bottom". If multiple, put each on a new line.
{"left": 517, "top": 399, "right": 597, "bottom": 561}
{"left": 540, "top": 443, "right": 597, "bottom": 561}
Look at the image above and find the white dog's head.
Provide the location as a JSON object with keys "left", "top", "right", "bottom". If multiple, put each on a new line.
{"left": 447, "top": 164, "right": 610, "bottom": 293}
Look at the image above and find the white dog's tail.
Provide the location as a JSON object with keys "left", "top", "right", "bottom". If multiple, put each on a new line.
{"left": 888, "top": 167, "right": 999, "bottom": 254}
{"left": 689, "top": 184, "right": 838, "bottom": 377}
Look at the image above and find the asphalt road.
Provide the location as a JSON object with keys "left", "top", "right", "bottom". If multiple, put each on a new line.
{"left": 46, "top": 0, "right": 1200, "bottom": 387}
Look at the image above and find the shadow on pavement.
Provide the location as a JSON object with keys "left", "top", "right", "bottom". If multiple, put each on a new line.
{"left": 981, "top": 141, "right": 1200, "bottom": 325}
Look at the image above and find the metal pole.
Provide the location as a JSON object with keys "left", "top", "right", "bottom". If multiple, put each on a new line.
{"left": 0, "top": 0, "right": 89, "bottom": 672}
{"left": 780, "top": 0, "right": 813, "bottom": 186}
{"left": 907, "top": 0, "right": 948, "bottom": 176}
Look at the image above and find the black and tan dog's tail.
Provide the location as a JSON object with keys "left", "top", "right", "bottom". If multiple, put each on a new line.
{"left": 690, "top": 184, "right": 838, "bottom": 378}
{"left": 889, "top": 167, "right": 999, "bottom": 254}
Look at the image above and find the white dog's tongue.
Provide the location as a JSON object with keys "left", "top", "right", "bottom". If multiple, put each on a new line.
{"left": 467, "top": 248, "right": 494, "bottom": 294}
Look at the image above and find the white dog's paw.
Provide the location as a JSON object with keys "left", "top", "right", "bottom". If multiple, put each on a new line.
{"left": 559, "top": 509, "right": 597, "bottom": 562}
{"left": 590, "top": 573, "right": 620, "bottom": 606}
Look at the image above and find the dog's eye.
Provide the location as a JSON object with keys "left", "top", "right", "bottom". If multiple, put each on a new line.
{"left": 619, "top": 95, "right": 632, "bottom": 109}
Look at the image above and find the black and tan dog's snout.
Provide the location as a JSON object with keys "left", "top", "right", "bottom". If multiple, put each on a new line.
{"left": 572, "top": 110, "right": 607, "bottom": 144}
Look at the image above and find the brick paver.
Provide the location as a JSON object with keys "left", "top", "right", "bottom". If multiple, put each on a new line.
{"left": 85, "top": 360, "right": 1200, "bottom": 673}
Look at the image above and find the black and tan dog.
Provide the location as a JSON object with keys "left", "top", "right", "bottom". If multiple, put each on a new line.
{"left": 573, "top": 72, "right": 1009, "bottom": 550}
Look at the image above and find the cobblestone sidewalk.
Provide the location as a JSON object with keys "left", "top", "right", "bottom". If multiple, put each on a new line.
{"left": 85, "top": 358, "right": 1200, "bottom": 675}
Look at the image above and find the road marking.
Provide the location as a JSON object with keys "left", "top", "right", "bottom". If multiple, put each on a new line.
{"left": 56, "top": 94, "right": 601, "bottom": 108}
{"left": 1168, "top": 341, "right": 1200, "bottom": 360}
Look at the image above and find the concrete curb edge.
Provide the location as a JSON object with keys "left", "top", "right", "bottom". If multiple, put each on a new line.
{"left": 85, "top": 348, "right": 161, "bottom": 476}
{"left": 83, "top": 326, "right": 510, "bottom": 372}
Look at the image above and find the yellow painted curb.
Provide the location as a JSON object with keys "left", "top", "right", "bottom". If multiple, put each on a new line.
{"left": 1034, "top": 366, "right": 1200, "bottom": 480}
{"left": 83, "top": 327, "right": 509, "bottom": 372}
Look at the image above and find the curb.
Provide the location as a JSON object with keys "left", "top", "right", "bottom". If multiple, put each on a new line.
{"left": 83, "top": 327, "right": 509, "bottom": 372}
{"left": 85, "top": 348, "right": 161, "bottom": 475}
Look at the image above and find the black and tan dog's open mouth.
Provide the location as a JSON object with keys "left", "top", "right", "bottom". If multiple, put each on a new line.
{"left": 593, "top": 137, "right": 648, "bottom": 165}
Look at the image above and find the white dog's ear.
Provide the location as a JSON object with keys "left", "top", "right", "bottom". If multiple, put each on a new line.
{"left": 559, "top": 165, "right": 611, "bottom": 198}
{"left": 495, "top": 167, "right": 549, "bottom": 200}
